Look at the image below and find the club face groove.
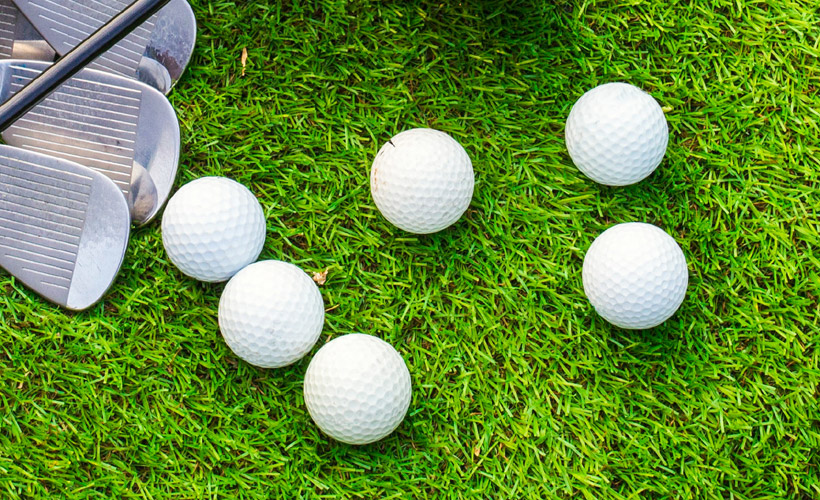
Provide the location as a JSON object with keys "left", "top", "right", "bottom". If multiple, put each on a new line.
{"left": 0, "top": 144, "right": 129, "bottom": 310}
{"left": 0, "top": 59, "right": 180, "bottom": 225}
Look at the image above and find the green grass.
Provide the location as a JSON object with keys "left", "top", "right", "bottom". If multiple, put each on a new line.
{"left": 1, "top": 0, "right": 819, "bottom": 497}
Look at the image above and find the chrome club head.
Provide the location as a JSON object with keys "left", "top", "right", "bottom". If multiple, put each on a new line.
{"left": 0, "top": 144, "right": 130, "bottom": 310}
{"left": 0, "top": 60, "right": 181, "bottom": 225}
{"left": 6, "top": 0, "right": 196, "bottom": 94}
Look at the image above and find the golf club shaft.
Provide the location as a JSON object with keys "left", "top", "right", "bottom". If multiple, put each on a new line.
{"left": 0, "top": 0, "right": 171, "bottom": 131}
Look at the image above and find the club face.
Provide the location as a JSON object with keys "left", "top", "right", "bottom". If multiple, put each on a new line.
{"left": 0, "top": 144, "right": 130, "bottom": 310}
{"left": 8, "top": 0, "right": 196, "bottom": 94}
{"left": 0, "top": 60, "right": 181, "bottom": 225}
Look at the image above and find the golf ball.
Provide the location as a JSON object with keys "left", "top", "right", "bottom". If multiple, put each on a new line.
{"left": 162, "top": 177, "right": 266, "bottom": 282}
{"left": 565, "top": 82, "right": 668, "bottom": 186}
{"left": 304, "top": 334, "right": 412, "bottom": 445}
{"left": 370, "top": 128, "right": 474, "bottom": 234}
{"left": 219, "top": 260, "right": 324, "bottom": 368}
{"left": 583, "top": 223, "right": 688, "bottom": 329}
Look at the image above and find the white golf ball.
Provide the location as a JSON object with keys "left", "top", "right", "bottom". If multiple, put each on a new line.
{"left": 162, "top": 177, "right": 266, "bottom": 282}
{"left": 219, "top": 260, "right": 324, "bottom": 368}
{"left": 565, "top": 82, "right": 668, "bottom": 186}
{"left": 370, "top": 128, "right": 474, "bottom": 234}
{"left": 583, "top": 223, "right": 688, "bottom": 329}
{"left": 304, "top": 334, "right": 412, "bottom": 445}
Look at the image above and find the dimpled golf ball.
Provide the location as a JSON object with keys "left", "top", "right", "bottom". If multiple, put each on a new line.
{"left": 371, "top": 128, "right": 474, "bottom": 234}
{"left": 565, "top": 82, "right": 668, "bottom": 186}
{"left": 304, "top": 334, "right": 412, "bottom": 445}
{"left": 583, "top": 223, "right": 688, "bottom": 329}
{"left": 162, "top": 177, "right": 266, "bottom": 282}
{"left": 219, "top": 260, "right": 324, "bottom": 368}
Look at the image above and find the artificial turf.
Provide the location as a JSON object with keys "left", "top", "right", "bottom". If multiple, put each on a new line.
{"left": 1, "top": 0, "right": 818, "bottom": 497}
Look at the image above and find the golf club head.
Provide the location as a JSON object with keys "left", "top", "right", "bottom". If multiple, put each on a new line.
{"left": 0, "top": 144, "right": 130, "bottom": 310}
{"left": 8, "top": 0, "right": 196, "bottom": 94}
{"left": 0, "top": 0, "right": 55, "bottom": 60}
{"left": 0, "top": 59, "right": 180, "bottom": 225}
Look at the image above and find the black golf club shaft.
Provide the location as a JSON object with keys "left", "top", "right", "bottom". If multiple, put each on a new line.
{"left": 0, "top": 0, "right": 171, "bottom": 131}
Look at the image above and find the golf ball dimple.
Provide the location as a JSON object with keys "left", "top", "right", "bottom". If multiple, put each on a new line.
{"left": 304, "top": 334, "right": 412, "bottom": 445}
{"left": 219, "top": 260, "right": 324, "bottom": 368}
{"left": 162, "top": 177, "right": 266, "bottom": 282}
{"left": 565, "top": 82, "right": 668, "bottom": 186}
{"left": 583, "top": 223, "right": 688, "bottom": 330}
{"left": 371, "top": 128, "right": 474, "bottom": 234}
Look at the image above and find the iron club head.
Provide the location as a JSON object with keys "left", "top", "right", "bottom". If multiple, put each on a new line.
{"left": 0, "top": 59, "right": 180, "bottom": 225}
{"left": 0, "top": 144, "right": 130, "bottom": 310}
{"left": 4, "top": 0, "right": 196, "bottom": 94}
